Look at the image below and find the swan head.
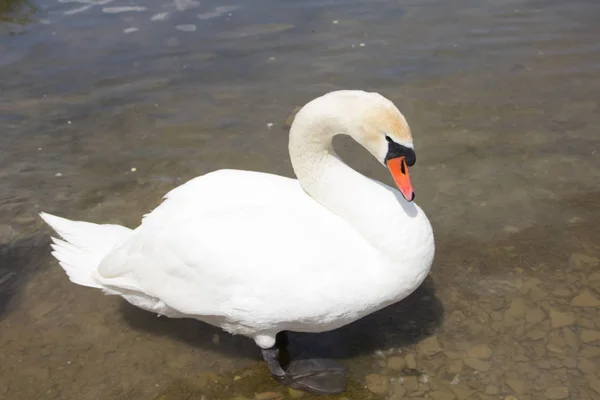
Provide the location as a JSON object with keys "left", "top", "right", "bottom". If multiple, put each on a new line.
{"left": 339, "top": 91, "right": 416, "bottom": 202}
{"left": 290, "top": 90, "right": 417, "bottom": 201}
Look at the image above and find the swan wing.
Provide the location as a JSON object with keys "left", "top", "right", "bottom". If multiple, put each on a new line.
{"left": 94, "top": 170, "right": 376, "bottom": 324}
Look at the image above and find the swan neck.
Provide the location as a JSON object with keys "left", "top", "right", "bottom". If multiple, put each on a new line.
{"left": 288, "top": 103, "right": 417, "bottom": 258}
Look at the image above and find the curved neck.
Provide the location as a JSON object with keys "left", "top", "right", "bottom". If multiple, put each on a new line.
{"left": 288, "top": 103, "right": 421, "bottom": 260}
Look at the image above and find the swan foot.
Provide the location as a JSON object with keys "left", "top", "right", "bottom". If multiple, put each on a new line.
{"left": 279, "top": 358, "right": 347, "bottom": 395}
{"left": 260, "top": 333, "right": 347, "bottom": 395}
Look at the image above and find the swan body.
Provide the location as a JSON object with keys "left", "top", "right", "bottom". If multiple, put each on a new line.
{"left": 41, "top": 90, "right": 435, "bottom": 393}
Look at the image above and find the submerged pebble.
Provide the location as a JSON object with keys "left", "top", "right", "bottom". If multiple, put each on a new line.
{"left": 544, "top": 386, "right": 569, "bottom": 399}
{"left": 365, "top": 373, "right": 388, "bottom": 395}
{"left": 571, "top": 290, "right": 600, "bottom": 307}
{"left": 254, "top": 392, "right": 282, "bottom": 400}
{"left": 467, "top": 344, "right": 493, "bottom": 359}
{"left": 287, "top": 388, "right": 304, "bottom": 398}
{"left": 386, "top": 356, "right": 405, "bottom": 371}
{"left": 580, "top": 329, "right": 600, "bottom": 343}
{"left": 589, "top": 377, "right": 600, "bottom": 396}
{"left": 404, "top": 353, "right": 417, "bottom": 369}
{"left": 429, "top": 389, "right": 456, "bottom": 400}
{"left": 569, "top": 253, "right": 598, "bottom": 270}
{"left": 464, "top": 357, "right": 491, "bottom": 371}
{"left": 505, "top": 379, "right": 525, "bottom": 394}
{"left": 417, "top": 336, "right": 442, "bottom": 356}
{"left": 548, "top": 308, "right": 576, "bottom": 328}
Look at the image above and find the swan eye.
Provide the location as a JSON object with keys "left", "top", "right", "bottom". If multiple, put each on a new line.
{"left": 384, "top": 136, "right": 416, "bottom": 166}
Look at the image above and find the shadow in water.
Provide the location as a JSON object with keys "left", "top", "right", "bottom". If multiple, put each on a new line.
{"left": 121, "top": 276, "right": 443, "bottom": 362}
{"left": 287, "top": 277, "right": 443, "bottom": 361}
{"left": 0, "top": 234, "right": 49, "bottom": 320}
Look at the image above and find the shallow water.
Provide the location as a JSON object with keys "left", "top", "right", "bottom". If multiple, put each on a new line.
{"left": 1, "top": 0, "right": 600, "bottom": 399}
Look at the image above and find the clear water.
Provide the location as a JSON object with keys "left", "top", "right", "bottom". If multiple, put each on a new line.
{"left": 1, "top": 0, "right": 599, "bottom": 399}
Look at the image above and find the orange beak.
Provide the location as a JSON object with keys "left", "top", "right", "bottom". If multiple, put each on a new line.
{"left": 386, "top": 156, "right": 415, "bottom": 202}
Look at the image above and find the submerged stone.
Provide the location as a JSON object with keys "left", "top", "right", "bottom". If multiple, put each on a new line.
{"left": 571, "top": 290, "right": 600, "bottom": 307}
{"left": 365, "top": 373, "right": 389, "bottom": 396}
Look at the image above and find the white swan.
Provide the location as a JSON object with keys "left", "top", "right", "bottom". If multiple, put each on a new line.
{"left": 40, "top": 90, "right": 435, "bottom": 394}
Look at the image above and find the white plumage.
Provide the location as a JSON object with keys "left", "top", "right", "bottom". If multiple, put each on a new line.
{"left": 40, "top": 90, "right": 435, "bottom": 352}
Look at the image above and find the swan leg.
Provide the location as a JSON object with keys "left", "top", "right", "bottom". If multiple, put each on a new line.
{"left": 260, "top": 332, "right": 347, "bottom": 395}
{"left": 261, "top": 346, "right": 286, "bottom": 377}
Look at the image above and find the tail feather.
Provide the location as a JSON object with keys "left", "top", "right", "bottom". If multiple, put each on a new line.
{"left": 39, "top": 212, "right": 132, "bottom": 289}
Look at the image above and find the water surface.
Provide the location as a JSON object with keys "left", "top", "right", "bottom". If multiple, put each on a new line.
{"left": 1, "top": 0, "right": 600, "bottom": 399}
